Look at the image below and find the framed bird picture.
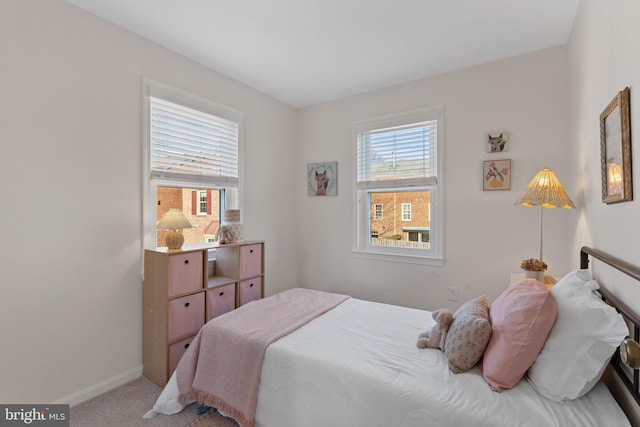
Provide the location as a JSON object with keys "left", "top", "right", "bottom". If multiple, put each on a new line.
{"left": 483, "top": 159, "right": 511, "bottom": 191}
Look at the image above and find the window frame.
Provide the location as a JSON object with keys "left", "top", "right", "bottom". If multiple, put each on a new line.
{"left": 401, "top": 203, "right": 412, "bottom": 221}
{"left": 142, "top": 78, "right": 243, "bottom": 251}
{"left": 374, "top": 203, "right": 383, "bottom": 221}
{"left": 352, "top": 106, "right": 443, "bottom": 264}
{"left": 197, "top": 190, "right": 208, "bottom": 215}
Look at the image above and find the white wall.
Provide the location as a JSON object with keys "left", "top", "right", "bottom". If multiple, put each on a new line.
{"left": 567, "top": 0, "right": 640, "bottom": 300}
{"left": 0, "top": 0, "right": 298, "bottom": 404}
{"left": 296, "top": 46, "right": 572, "bottom": 311}
{"left": 567, "top": 2, "right": 640, "bottom": 422}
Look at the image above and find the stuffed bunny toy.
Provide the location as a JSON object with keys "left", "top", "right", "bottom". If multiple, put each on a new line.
{"left": 416, "top": 308, "right": 454, "bottom": 350}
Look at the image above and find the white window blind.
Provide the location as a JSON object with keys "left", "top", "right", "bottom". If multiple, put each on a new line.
{"left": 356, "top": 120, "right": 437, "bottom": 189}
{"left": 150, "top": 96, "right": 239, "bottom": 185}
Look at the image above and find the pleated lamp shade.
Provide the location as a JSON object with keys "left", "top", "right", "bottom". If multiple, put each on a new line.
{"left": 515, "top": 168, "right": 575, "bottom": 209}
{"left": 157, "top": 209, "right": 192, "bottom": 251}
{"left": 515, "top": 168, "right": 574, "bottom": 262}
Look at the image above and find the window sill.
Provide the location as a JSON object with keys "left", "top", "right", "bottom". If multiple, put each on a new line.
{"left": 352, "top": 249, "right": 444, "bottom": 266}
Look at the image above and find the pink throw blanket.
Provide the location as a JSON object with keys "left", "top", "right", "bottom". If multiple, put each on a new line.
{"left": 176, "top": 288, "right": 349, "bottom": 427}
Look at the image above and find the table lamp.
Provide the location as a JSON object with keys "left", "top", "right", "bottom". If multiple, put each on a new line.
{"left": 157, "top": 208, "right": 192, "bottom": 251}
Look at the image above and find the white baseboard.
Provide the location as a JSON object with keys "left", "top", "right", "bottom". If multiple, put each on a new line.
{"left": 54, "top": 366, "right": 143, "bottom": 407}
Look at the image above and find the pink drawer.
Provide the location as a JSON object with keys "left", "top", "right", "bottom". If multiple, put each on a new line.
{"left": 239, "top": 277, "right": 262, "bottom": 306}
{"left": 239, "top": 244, "right": 262, "bottom": 279}
{"left": 168, "top": 252, "right": 203, "bottom": 297}
{"left": 168, "top": 292, "right": 205, "bottom": 341}
{"left": 168, "top": 335, "right": 194, "bottom": 377}
{"left": 207, "top": 283, "right": 236, "bottom": 321}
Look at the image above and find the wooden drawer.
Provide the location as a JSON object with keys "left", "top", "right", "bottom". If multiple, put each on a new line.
{"left": 239, "top": 277, "right": 262, "bottom": 306}
{"left": 207, "top": 283, "right": 236, "bottom": 321}
{"left": 168, "top": 252, "right": 203, "bottom": 297}
{"left": 239, "top": 244, "right": 262, "bottom": 279}
{"left": 168, "top": 335, "right": 195, "bottom": 377}
{"left": 168, "top": 292, "right": 205, "bottom": 341}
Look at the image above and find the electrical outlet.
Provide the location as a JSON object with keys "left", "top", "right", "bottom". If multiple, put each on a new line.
{"left": 448, "top": 286, "right": 459, "bottom": 302}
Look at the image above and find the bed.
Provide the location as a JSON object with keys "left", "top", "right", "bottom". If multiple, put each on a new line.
{"left": 145, "top": 246, "right": 640, "bottom": 427}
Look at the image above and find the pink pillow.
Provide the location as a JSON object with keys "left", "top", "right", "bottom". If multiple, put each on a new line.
{"left": 482, "top": 279, "right": 557, "bottom": 392}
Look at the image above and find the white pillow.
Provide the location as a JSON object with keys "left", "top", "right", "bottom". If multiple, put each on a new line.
{"left": 552, "top": 269, "right": 598, "bottom": 296}
{"left": 527, "top": 270, "right": 629, "bottom": 401}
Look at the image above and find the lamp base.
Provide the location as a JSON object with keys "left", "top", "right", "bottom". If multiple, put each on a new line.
{"left": 165, "top": 230, "right": 184, "bottom": 251}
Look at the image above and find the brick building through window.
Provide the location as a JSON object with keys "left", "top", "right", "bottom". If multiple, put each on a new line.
{"left": 370, "top": 190, "right": 430, "bottom": 243}
{"left": 156, "top": 187, "right": 221, "bottom": 248}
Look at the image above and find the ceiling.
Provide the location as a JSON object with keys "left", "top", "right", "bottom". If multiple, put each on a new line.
{"left": 66, "top": 0, "right": 579, "bottom": 108}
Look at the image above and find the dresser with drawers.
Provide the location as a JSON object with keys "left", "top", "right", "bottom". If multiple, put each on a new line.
{"left": 143, "top": 240, "right": 264, "bottom": 386}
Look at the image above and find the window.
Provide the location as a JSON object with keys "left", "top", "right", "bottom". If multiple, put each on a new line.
{"left": 374, "top": 204, "right": 383, "bottom": 220}
{"left": 155, "top": 186, "right": 222, "bottom": 248}
{"left": 143, "top": 78, "right": 243, "bottom": 250}
{"left": 149, "top": 96, "right": 239, "bottom": 183}
{"left": 353, "top": 106, "right": 442, "bottom": 262}
{"left": 401, "top": 203, "right": 412, "bottom": 221}
{"left": 403, "top": 227, "right": 429, "bottom": 243}
{"left": 197, "top": 190, "right": 208, "bottom": 215}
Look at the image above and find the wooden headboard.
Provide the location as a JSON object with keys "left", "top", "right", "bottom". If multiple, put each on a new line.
{"left": 580, "top": 246, "right": 640, "bottom": 407}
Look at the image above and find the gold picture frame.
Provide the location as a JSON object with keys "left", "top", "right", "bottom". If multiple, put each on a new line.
{"left": 600, "top": 87, "right": 632, "bottom": 204}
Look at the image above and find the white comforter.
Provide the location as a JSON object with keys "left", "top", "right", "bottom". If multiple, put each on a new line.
{"left": 149, "top": 297, "right": 631, "bottom": 427}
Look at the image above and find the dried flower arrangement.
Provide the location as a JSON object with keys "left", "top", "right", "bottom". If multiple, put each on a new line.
{"left": 520, "top": 258, "right": 548, "bottom": 272}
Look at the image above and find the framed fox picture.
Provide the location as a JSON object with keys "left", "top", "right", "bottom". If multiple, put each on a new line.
{"left": 308, "top": 162, "right": 337, "bottom": 196}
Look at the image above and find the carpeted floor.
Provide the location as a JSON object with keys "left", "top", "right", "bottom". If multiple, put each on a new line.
{"left": 69, "top": 376, "right": 239, "bottom": 427}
